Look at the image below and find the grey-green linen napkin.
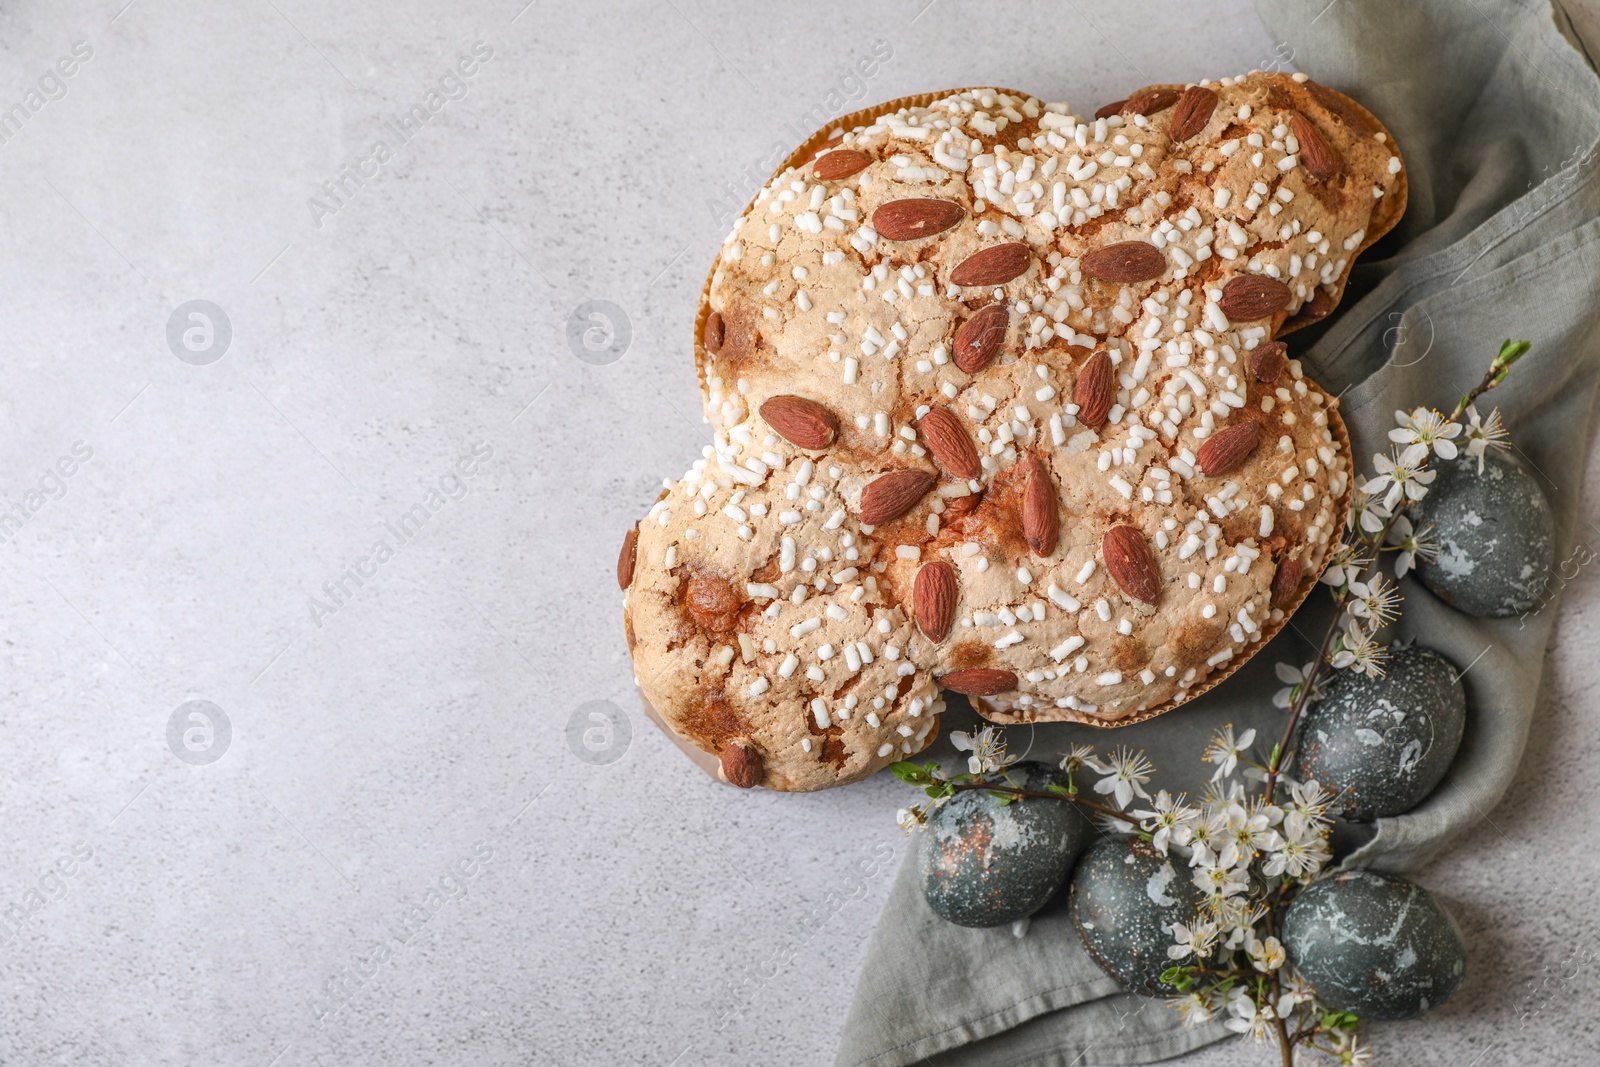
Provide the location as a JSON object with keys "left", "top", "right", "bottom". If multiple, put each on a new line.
{"left": 837, "top": 1, "right": 1600, "bottom": 1063}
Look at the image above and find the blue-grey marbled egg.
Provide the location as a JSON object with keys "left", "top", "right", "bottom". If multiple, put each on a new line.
{"left": 1071, "top": 836, "right": 1205, "bottom": 994}
{"left": 1291, "top": 645, "right": 1465, "bottom": 820}
{"left": 919, "top": 761, "right": 1093, "bottom": 928}
{"left": 1411, "top": 447, "right": 1554, "bottom": 617}
{"left": 1283, "top": 869, "right": 1466, "bottom": 1020}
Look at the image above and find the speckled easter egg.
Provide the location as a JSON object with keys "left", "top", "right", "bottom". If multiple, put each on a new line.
{"left": 1291, "top": 645, "right": 1465, "bottom": 820}
{"left": 1283, "top": 869, "right": 1466, "bottom": 1020}
{"left": 1070, "top": 836, "right": 1205, "bottom": 994}
{"left": 1411, "top": 448, "right": 1554, "bottom": 617}
{"left": 919, "top": 762, "right": 1093, "bottom": 928}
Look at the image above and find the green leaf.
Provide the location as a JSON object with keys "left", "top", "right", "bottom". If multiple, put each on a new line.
{"left": 889, "top": 761, "right": 931, "bottom": 784}
{"left": 1320, "top": 1010, "right": 1360, "bottom": 1030}
{"left": 1046, "top": 782, "right": 1072, "bottom": 797}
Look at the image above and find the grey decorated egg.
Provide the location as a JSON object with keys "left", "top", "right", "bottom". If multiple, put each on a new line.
{"left": 919, "top": 761, "right": 1093, "bottom": 928}
{"left": 1291, "top": 645, "right": 1464, "bottom": 820}
{"left": 1283, "top": 869, "right": 1465, "bottom": 1020}
{"left": 1411, "top": 448, "right": 1554, "bottom": 617}
{"left": 1070, "top": 835, "right": 1205, "bottom": 994}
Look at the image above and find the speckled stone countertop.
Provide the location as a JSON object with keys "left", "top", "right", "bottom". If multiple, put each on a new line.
{"left": 1, "top": 1, "right": 1597, "bottom": 1064}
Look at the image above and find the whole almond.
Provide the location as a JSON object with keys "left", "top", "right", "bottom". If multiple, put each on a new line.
{"left": 1218, "top": 274, "right": 1293, "bottom": 321}
{"left": 1289, "top": 111, "right": 1339, "bottom": 180}
{"left": 1103, "top": 524, "right": 1161, "bottom": 605}
{"left": 1168, "top": 85, "right": 1219, "bottom": 142}
{"left": 859, "top": 469, "right": 935, "bottom": 525}
{"left": 950, "top": 243, "right": 1031, "bottom": 287}
{"left": 872, "top": 199, "right": 965, "bottom": 241}
{"left": 919, "top": 407, "right": 981, "bottom": 479}
{"left": 618, "top": 526, "right": 638, "bottom": 590}
{"left": 952, "top": 305, "right": 1009, "bottom": 373}
{"left": 914, "top": 561, "right": 958, "bottom": 642}
{"left": 944, "top": 489, "right": 982, "bottom": 517}
{"left": 720, "top": 739, "right": 764, "bottom": 789}
{"left": 1248, "top": 340, "right": 1288, "bottom": 382}
{"left": 1094, "top": 99, "right": 1127, "bottom": 119}
{"left": 937, "top": 667, "right": 1018, "bottom": 696}
{"left": 1121, "top": 87, "right": 1180, "bottom": 116}
{"left": 813, "top": 148, "right": 872, "bottom": 181}
{"left": 703, "top": 311, "right": 724, "bottom": 353}
{"left": 1022, "top": 457, "right": 1059, "bottom": 556}
{"left": 1196, "top": 421, "right": 1261, "bottom": 477}
{"left": 1081, "top": 241, "right": 1166, "bottom": 284}
{"left": 759, "top": 394, "right": 837, "bottom": 450}
{"left": 1073, "top": 350, "right": 1115, "bottom": 428}
{"left": 1271, "top": 557, "right": 1304, "bottom": 608}
{"left": 1303, "top": 285, "right": 1337, "bottom": 320}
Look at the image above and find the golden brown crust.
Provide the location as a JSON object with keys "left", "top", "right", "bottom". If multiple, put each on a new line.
{"left": 626, "top": 72, "right": 1402, "bottom": 786}
{"left": 693, "top": 75, "right": 1405, "bottom": 396}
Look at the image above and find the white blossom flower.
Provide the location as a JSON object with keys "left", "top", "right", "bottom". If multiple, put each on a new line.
{"left": 1200, "top": 779, "right": 1250, "bottom": 817}
{"left": 1223, "top": 991, "right": 1278, "bottom": 1043}
{"left": 1346, "top": 574, "right": 1401, "bottom": 629}
{"left": 1215, "top": 803, "right": 1280, "bottom": 869}
{"left": 1186, "top": 811, "right": 1222, "bottom": 869}
{"left": 1321, "top": 542, "right": 1372, "bottom": 587}
{"left": 1134, "top": 790, "right": 1201, "bottom": 854}
{"left": 1203, "top": 724, "right": 1257, "bottom": 782}
{"left": 1283, "top": 779, "right": 1335, "bottom": 840}
{"left": 1275, "top": 975, "right": 1315, "bottom": 1019}
{"left": 1390, "top": 406, "right": 1462, "bottom": 460}
{"left": 1093, "top": 810, "right": 1131, "bottom": 835}
{"left": 1272, "top": 660, "right": 1322, "bottom": 710}
{"left": 1337, "top": 1040, "right": 1375, "bottom": 1066}
{"left": 950, "top": 726, "right": 1017, "bottom": 776}
{"left": 1255, "top": 798, "right": 1285, "bottom": 827}
{"left": 1169, "top": 990, "right": 1218, "bottom": 1028}
{"left": 1194, "top": 860, "right": 1251, "bottom": 898}
{"left": 1331, "top": 624, "right": 1389, "bottom": 678}
{"left": 1205, "top": 897, "right": 1255, "bottom": 936}
{"left": 1262, "top": 826, "right": 1331, "bottom": 879}
{"left": 1247, "top": 934, "right": 1287, "bottom": 972}
{"left": 1385, "top": 514, "right": 1440, "bottom": 578}
{"left": 1168, "top": 919, "right": 1220, "bottom": 960}
{"left": 1058, "top": 744, "right": 1097, "bottom": 775}
{"left": 1089, "top": 746, "right": 1154, "bottom": 809}
{"left": 1348, "top": 486, "right": 1393, "bottom": 536}
{"left": 1462, "top": 404, "right": 1510, "bottom": 474}
{"left": 1365, "top": 446, "right": 1436, "bottom": 511}
{"left": 896, "top": 806, "right": 926, "bottom": 832}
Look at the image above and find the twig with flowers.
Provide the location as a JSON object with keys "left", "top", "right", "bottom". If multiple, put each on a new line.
{"left": 1262, "top": 339, "right": 1526, "bottom": 801}
{"left": 892, "top": 340, "right": 1530, "bottom": 1067}
{"left": 893, "top": 731, "right": 1148, "bottom": 828}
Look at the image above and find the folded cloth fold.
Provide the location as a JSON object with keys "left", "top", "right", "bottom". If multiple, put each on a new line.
{"left": 837, "top": 1, "right": 1600, "bottom": 1063}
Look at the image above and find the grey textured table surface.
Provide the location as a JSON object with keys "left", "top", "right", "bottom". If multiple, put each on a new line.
{"left": 2, "top": 1, "right": 1597, "bottom": 1064}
